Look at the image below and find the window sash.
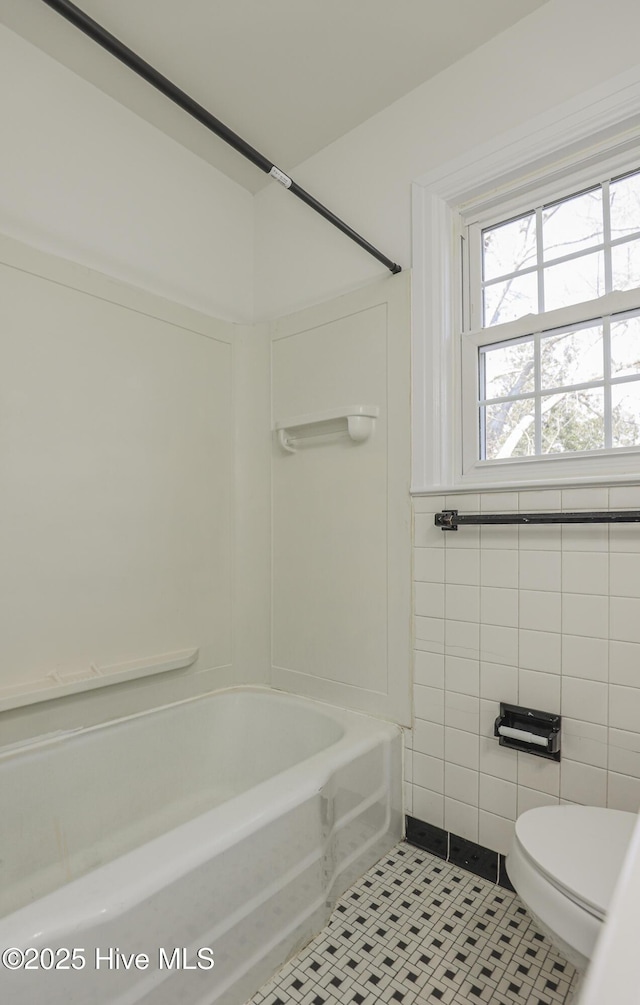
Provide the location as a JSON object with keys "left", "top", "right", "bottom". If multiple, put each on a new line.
{"left": 477, "top": 309, "right": 640, "bottom": 458}
{"left": 466, "top": 160, "right": 640, "bottom": 330}
{"left": 462, "top": 156, "right": 640, "bottom": 470}
{"left": 462, "top": 287, "right": 640, "bottom": 348}
{"left": 461, "top": 291, "right": 640, "bottom": 473}
{"left": 463, "top": 174, "right": 640, "bottom": 471}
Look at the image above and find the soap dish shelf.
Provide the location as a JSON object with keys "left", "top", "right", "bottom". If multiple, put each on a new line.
{"left": 275, "top": 405, "right": 379, "bottom": 452}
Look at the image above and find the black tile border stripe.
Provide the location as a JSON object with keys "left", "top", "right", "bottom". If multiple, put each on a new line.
{"left": 498, "top": 855, "right": 515, "bottom": 892}
{"left": 405, "top": 817, "right": 448, "bottom": 860}
{"left": 449, "top": 832, "right": 498, "bottom": 884}
{"left": 406, "top": 816, "right": 514, "bottom": 890}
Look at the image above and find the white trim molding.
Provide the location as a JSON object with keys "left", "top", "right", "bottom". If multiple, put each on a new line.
{"left": 411, "top": 64, "right": 640, "bottom": 494}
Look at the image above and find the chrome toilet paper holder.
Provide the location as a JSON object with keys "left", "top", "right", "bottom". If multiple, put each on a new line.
{"left": 494, "top": 702, "right": 561, "bottom": 761}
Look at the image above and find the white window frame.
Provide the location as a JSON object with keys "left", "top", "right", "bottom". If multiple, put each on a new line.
{"left": 411, "top": 65, "right": 640, "bottom": 494}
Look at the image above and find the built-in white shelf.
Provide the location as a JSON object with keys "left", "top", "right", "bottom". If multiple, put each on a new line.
{"left": 0, "top": 647, "right": 199, "bottom": 713}
{"left": 274, "top": 404, "right": 379, "bottom": 452}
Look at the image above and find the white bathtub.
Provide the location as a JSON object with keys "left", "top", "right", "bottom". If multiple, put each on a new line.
{"left": 0, "top": 687, "right": 402, "bottom": 1005}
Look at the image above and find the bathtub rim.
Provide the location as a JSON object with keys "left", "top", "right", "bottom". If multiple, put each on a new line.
{"left": 0, "top": 684, "right": 397, "bottom": 761}
{"left": 0, "top": 685, "right": 402, "bottom": 944}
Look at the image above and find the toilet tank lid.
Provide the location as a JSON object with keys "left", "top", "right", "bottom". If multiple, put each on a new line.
{"left": 515, "top": 806, "right": 637, "bottom": 916}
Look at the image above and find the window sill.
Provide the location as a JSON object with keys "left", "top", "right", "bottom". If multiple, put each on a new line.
{"left": 411, "top": 470, "right": 640, "bottom": 496}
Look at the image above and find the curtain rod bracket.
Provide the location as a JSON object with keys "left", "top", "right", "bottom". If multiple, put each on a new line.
{"left": 269, "top": 166, "right": 293, "bottom": 189}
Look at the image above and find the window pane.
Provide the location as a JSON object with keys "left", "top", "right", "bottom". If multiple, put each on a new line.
{"left": 611, "top": 315, "right": 640, "bottom": 377}
{"left": 481, "top": 339, "right": 535, "bottom": 401}
{"left": 541, "top": 388, "right": 604, "bottom": 454}
{"left": 610, "top": 171, "right": 640, "bottom": 239}
{"left": 482, "top": 212, "right": 537, "bottom": 281}
{"left": 539, "top": 324, "right": 603, "bottom": 391}
{"left": 543, "top": 250, "right": 605, "bottom": 311}
{"left": 482, "top": 400, "right": 536, "bottom": 459}
{"left": 543, "top": 187, "right": 603, "bottom": 262}
{"left": 470, "top": 164, "right": 640, "bottom": 466}
{"left": 611, "top": 238, "right": 640, "bottom": 292}
{"left": 612, "top": 381, "right": 640, "bottom": 448}
{"left": 483, "top": 272, "right": 538, "bottom": 326}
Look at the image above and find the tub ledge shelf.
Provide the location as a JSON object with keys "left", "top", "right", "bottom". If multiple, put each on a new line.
{"left": 0, "top": 648, "right": 199, "bottom": 713}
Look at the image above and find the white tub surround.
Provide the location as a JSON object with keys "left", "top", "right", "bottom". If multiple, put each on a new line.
{"left": 0, "top": 687, "right": 402, "bottom": 1005}
{"left": 0, "top": 648, "right": 199, "bottom": 713}
{"left": 270, "top": 274, "right": 412, "bottom": 727}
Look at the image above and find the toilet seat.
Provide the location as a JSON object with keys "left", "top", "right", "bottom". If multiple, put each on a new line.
{"left": 514, "top": 805, "right": 636, "bottom": 920}
{"left": 506, "top": 805, "right": 637, "bottom": 970}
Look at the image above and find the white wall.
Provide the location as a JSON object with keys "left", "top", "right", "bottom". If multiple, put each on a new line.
{"left": 254, "top": 0, "right": 640, "bottom": 320}
{"left": 232, "top": 322, "right": 272, "bottom": 687}
{"left": 407, "top": 488, "right": 640, "bottom": 856}
{"left": 0, "top": 24, "right": 259, "bottom": 745}
{"left": 270, "top": 274, "right": 412, "bottom": 724}
{"left": 0, "top": 24, "right": 253, "bottom": 322}
{"left": 0, "top": 235, "right": 266, "bottom": 746}
{"left": 0, "top": 23, "right": 269, "bottom": 744}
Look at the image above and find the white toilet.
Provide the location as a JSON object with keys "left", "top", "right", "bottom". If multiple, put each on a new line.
{"left": 506, "top": 805, "right": 636, "bottom": 976}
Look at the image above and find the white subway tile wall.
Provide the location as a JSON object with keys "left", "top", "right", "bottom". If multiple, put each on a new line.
{"left": 408, "top": 489, "right": 640, "bottom": 856}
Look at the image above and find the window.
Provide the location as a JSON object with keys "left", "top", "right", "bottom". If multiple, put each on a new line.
{"left": 479, "top": 310, "right": 640, "bottom": 460}
{"left": 466, "top": 170, "right": 640, "bottom": 465}
{"left": 411, "top": 71, "right": 640, "bottom": 492}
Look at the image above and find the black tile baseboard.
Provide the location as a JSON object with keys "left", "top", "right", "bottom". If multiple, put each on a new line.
{"left": 405, "top": 816, "right": 448, "bottom": 859}
{"left": 406, "top": 815, "right": 514, "bottom": 889}
{"left": 499, "top": 854, "right": 516, "bottom": 891}
{"left": 449, "top": 832, "right": 498, "bottom": 883}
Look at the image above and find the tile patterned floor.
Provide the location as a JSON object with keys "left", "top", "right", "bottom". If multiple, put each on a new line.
{"left": 244, "top": 842, "right": 579, "bottom": 1005}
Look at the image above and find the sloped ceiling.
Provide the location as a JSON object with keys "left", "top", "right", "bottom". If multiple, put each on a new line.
{"left": 1, "top": 0, "right": 550, "bottom": 192}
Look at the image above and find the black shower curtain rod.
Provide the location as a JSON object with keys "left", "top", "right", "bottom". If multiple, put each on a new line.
{"left": 41, "top": 0, "right": 402, "bottom": 276}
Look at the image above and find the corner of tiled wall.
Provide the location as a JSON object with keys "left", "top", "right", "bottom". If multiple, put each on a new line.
{"left": 408, "top": 485, "right": 640, "bottom": 857}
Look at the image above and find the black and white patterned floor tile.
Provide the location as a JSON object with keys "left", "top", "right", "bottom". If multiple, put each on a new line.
{"left": 244, "top": 842, "right": 579, "bottom": 1005}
